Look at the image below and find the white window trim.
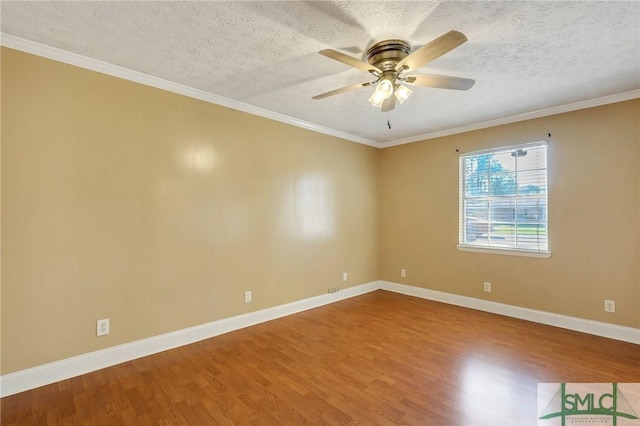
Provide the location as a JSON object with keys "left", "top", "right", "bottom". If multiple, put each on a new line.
{"left": 457, "top": 244, "right": 551, "bottom": 258}
{"left": 458, "top": 140, "right": 550, "bottom": 257}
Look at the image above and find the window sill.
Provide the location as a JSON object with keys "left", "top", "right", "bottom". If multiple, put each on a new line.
{"left": 456, "top": 244, "right": 551, "bottom": 258}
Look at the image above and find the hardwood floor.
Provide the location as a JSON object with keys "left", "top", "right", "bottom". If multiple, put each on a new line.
{"left": 2, "top": 290, "right": 639, "bottom": 425}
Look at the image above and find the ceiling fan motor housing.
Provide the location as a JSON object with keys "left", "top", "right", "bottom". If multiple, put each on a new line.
{"left": 366, "top": 39, "right": 411, "bottom": 71}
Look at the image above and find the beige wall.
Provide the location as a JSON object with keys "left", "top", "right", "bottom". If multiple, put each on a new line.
{"left": 1, "top": 48, "right": 380, "bottom": 373}
{"left": 380, "top": 99, "right": 640, "bottom": 328}
{"left": 2, "top": 46, "right": 639, "bottom": 375}
{"left": 0, "top": 48, "right": 3, "bottom": 376}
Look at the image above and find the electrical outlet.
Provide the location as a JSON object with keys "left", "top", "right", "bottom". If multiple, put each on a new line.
{"left": 342, "top": 272, "right": 348, "bottom": 281}
{"left": 604, "top": 299, "right": 615, "bottom": 313}
{"left": 245, "top": 290, "right": 252, "bottom": 303}
{"left": 401, "top": 269, "right": 406, "bottom": 278}
{"left": 97, "top": 319, "right": 110, "bottom": 336}
{"left": 483, "top": 282, "right": 492, "bottom": 293}
{"left": 328, "top": 287, "right": 341, "bottom": 293}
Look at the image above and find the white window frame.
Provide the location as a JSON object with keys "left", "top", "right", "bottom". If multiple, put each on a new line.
{"left": 457, "top": 141, "right": 551, "bottom": 258}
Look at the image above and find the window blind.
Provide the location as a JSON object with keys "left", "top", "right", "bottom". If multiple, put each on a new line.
{"left": 459, "top": 141, "right": 548, "bottom": 253}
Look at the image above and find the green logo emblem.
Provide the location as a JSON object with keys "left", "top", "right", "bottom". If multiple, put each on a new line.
{"left": 539, "top": 383, "right": 639, "bottom": 426}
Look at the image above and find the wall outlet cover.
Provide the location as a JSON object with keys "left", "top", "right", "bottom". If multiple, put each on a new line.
{"left": 97, "top": 319, "right": 110, "bottom": 336}
{"left": 604, "top": 299, "right": 615, "bottom": 313}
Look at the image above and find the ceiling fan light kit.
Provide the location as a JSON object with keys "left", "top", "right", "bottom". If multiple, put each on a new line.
{"left": 368, "top": 80, "right": 412, "bottom": 108}
{"left": 394, "top": 85, "right": 412, "bottom": 104}
{"left": 313, "top": 30, "right": 475, "bottom": 112}
{"left": 368, "top": 78, "right": 394, "bottom": 107}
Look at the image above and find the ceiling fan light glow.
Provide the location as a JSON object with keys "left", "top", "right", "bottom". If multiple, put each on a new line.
{"left": 368, "top": 91, "right": 385, "bottom": 108}
{"left": 376, "top": 79, "right": 394, "bottom": 99}
{"left": 376, "top": 80, "right": 393, "bottom": 99}
{"left": 368, "top": 79, "right": 394, "bottom": 108}
{"left": 394, "top": 84, "right": 412, "bottom": 104}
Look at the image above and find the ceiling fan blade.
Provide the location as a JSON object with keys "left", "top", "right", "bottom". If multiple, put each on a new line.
{"left": 319, "top": 49, "right": 381, "bottom": 74}
{"left": 381, "top": 95, "right": 396, "bottom": 112}
{"left": 312, "top": 80, "right": 376, "bottom": 100}
{"left": 395, "top": 30, "right": 468, "bottom": 72}
{"left": 404, "top": 74, "right": 475, "bottom": 90}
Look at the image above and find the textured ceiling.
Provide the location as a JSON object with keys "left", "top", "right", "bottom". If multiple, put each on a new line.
{"left": 1, "top": 1, "right": 639, "bottom": 145}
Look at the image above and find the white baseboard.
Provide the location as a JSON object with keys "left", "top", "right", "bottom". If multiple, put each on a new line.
{"left": 0, "top": 281, "right": 379, "bottom": 397}
{"left": 380, "top": 281, "right": 640, "bottom": 345}
{"left": 2, "top": 280, "right": 638, "bottom": 397}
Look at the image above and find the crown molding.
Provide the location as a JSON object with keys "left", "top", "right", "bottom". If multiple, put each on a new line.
{"left": 379, "top": 89, "right": 640, "bottom": 148}
{"left": 0, "top": 33, "right": 379, "bottom": 147}
{"left": 2, "top": 33, "right": 638, "bottom": 150}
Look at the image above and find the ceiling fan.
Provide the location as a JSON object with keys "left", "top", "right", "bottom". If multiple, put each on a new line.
{"left": 312, "top": 30, "right": 475, "bottom": 112}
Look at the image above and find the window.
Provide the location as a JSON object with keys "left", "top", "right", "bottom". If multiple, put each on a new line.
{"left": 458, "top": 141, "right": 549, "bottom": 257}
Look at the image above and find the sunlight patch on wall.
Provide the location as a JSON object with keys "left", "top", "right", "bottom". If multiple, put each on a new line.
{"left": 182, "top": 144, "right": 219, "bottom": 173}
{"left": 293, "top": 174, "right": 335, "bottom": 239}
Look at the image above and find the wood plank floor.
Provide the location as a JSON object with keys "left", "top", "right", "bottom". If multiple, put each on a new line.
{"left": 2, "top": 290, "right": 639, "bottom": 425}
